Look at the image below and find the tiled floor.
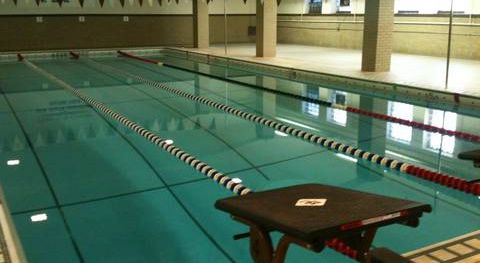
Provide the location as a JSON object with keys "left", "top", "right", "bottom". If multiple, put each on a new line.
{"left": 404, "top": 230, "right": 480, "bottom": 263}
{"left": 176, "top": 43, "right": 480, "bottom": 98}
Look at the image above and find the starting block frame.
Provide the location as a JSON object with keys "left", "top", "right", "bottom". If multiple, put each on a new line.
{"left": 215, "top": 184, "right": 432, "bottom": 263}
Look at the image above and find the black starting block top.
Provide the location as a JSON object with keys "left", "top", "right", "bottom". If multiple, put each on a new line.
{"left": 458, "top": 149, "right": 480, "bottom": 165}
{"left": 215, "top": 184, "right": 431, "bottom": 242}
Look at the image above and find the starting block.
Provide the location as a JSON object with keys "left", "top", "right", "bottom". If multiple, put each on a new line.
{"left": 215, "top": 184, "right": 431, "bottom": 263}
{"left": 458, "top": 149, "right": 480, "bottom": 183}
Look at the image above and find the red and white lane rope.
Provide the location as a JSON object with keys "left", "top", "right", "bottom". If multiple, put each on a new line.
{"left": 20, "top": 55, "right": 252, "bottom": 196}
{"left": 117, "top": 50, "right": 480, "bottom": 143}
{"left": 72, "top": 52, "right": 480, "bottom": 196}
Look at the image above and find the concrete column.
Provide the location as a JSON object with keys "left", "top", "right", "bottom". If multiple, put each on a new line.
{"left": 255, "top": 76, "right": 277, "bottom": 138}
{"left": 193, "top": 0, "right": 209, "bottom": 48}
{"left": 361, "top": 0, "right": 394, "bottom": 72}
{"left": 194, "top": 63, "right": 210, "bottom": 113}
{"left": 357, "top": 96, "right": 387, "bottom": 155}
{"left": 256, "top": 0, "right": 277, "bottom": 57}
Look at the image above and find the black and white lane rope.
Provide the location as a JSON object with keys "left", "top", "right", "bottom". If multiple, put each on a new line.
{"left": 22, "top": 58, "right": 253, "bottom": 196}
{"left": 77, "top": 55, "right": 480, "bottom": 196}
{"left": 121, "top": 50, "right": 480, "bottom": 143}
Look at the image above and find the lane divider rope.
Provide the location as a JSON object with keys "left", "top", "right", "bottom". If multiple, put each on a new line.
{"left": 118, "top": 51, "right": 480, "bottom": 143}
{"left": 20, "top": 55, "right": 253, "bottom": 196}
{"left": 72, "top": 51, "right": 480, "bottom": 196}
{"left": 18, "top": 53, "right": 384, "bottom": 262}
{"left": 73, "top": 54, "right": 364, "bottom": 261}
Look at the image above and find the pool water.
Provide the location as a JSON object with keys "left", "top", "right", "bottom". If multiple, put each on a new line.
{"left": 0, "top": 51, "right": 478, "bottom": 263}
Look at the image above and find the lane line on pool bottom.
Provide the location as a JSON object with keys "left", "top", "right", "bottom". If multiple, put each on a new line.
{"left": 118, "top": 50, "right": 480, "bottom": 144}
{"left": 20, "top": 56, "right": 252, "bottom": 196}
{"left": 73, "top": 52, "right": 480, "bottom": 196}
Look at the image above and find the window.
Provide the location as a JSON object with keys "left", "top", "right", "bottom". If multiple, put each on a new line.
{"left": 302, "top": 86, "right": 320, "bottom": 116}
{"left": 437, "top": 0, "right": 468, "bottom": 13}
{"left": 395, "top": 0, "right": 420, "bottom": 14}
{"left": 339, "top": 0, "right": 350, "bottom": 7}
{"left": 327, "top": 91, "right": 347, "bottom": 126}
{"left": 387, "top": 102, "right": 413, "bottom": 144}
{"left": 423, "top": 110, "right": 457, "bottom": 155}
{"left": 309, "top": 0, "right": 322, "bottom": 14}
{"left": 337, "top": 0, "right": 351, "bottom": 13}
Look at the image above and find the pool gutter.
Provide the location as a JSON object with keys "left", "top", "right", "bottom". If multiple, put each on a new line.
{"left": 165, "top": 47, "right": 480, "bottom": 110}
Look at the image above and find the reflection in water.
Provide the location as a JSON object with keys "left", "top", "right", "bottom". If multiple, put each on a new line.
{"left": 302, "top": 86, "right": 320, "bottom": 116}
{"left": 423, "top": 110, "right": 457, "bottom": 155}
{"left": 276, "top": 117, "right": 319, "bottom": 131}
{"left": 387, "top": 102, "right": 413, "bottom": 144}
{"left": 7, "top": 159, "right": 20, "bottom": 166}
{"left": 30, "top": 213, "right": 48, "bottom": 223}
{"left": 335, "top": 153, "right": 358, "bottom": 163}
{"left": 327, "top": 91, "right": 347, "bottom": 126}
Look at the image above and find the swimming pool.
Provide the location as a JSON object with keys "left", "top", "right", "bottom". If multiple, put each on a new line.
{"left": 0, "top": 50, "right": 479, "bottom": 263}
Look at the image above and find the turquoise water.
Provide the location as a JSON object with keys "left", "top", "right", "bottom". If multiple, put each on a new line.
{"left": 0, "top": 52, "right": 478, "bottom": 263}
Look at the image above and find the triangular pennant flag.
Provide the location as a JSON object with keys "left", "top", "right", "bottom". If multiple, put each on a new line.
{"left": 161, "top": 119, "right": 168, "bottom": 131}
{"left": 99, "top": 0, "right": 106, "bottom": 7}
{"left": 151, "top": 119, "right": 160, "bottom": 132}
{"left": 66, "top": 128, "right": 76, "bottom": 141}
{"left": 35, "top": 133, "right": 45, "bottom": 147}
{"left": 3, "top": 138, "right": 11, "bottom": 152}
{"left": 46, "top": 130, "right": 56, "bottom": 145}
{"left": 13, "top": 0, "right": 18, "bottom": 5}
{"left": 184, "top": 120, "right": 195, "bottom": 131}
{"left": 206, "top": 0, "right": 211, "bottom": 3}
{"left": 195, "top": 118, "right": 201, "bottom": 129}
{"left": 77, "top": 128, "right": 87, "bottom": 140}
{"left": 34, "top": 0, "right": 40, "bottom": 6}
{"left": 138, "top": 0, "right": 143, "bottom": 6}
{"left": 13, "top": 136, "right": 24, "bottom": 151}
{"left": 56, "top": 130, "right": 66, "bottom": 144}
{"left": 119, "top": 0, "right": 125, "bottom": 7}
{"left": 105, "top": 126, "right": 115, "bottom": 137}
{"left": 243, "top": 0, "right": 246, "bottom": 4}
{"left": 174, "top": 0, "right": 178, "bottom": 4}
{"left": 276, "top": 0, "right": 280, "bottom": 5}
{"left": 209, "top": 118, "right": 216, "bottom": 130}
{"left": 177, "top": 120, "right": 184, "bottom": 131}
{"left": 167, "top": 119, "right": 178, "bottom": 131}
{"left": 157, "top": 0, "right": 161, "bottom": 5}
{"left": 79, "top": 0, "right": 85, "bottom": 7}
{"left": 3, "top": 138, "right": 12, "bottom": 152}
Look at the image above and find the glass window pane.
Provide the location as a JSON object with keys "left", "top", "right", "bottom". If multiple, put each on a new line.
{"left": 423, "top": 109, "right": 457, "bottom": 155}
{"left": 302, "top": 86, "right": 320, "bottom": 116}
{"left": 327, "top": 91, "right": 347, "bottom": 126}
{"left": 387, "top": 102, "right": 413, "bottom": 144}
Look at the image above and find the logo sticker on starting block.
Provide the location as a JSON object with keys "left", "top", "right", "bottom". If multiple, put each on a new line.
{"left": 295, "top": 199, "right": 327, "bottom": 207}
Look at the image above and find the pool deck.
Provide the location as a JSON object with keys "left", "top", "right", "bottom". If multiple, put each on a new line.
{"left": 404, "top": 230, "right": 480, "bottom": 263}
{"left": 173, "top": 43, "right": 480, "bottom": 99}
